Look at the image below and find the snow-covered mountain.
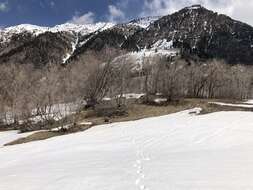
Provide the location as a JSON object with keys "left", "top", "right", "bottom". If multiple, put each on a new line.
{"left": 0, "top": 22, "right": 115, "bottom": 43}
{"left": 123, "top": 5, "right": 253, "bottom": 64}
{"left": 0, "top": 15, "right": 160, "bottom": 66}
{"left": 0, "top": 15, "right": 160, "bottom": 43}
{"left": 0, "top": 16, "right": 159, "bottom": 37}
{"left": 0, "top": 21, "right": 117, "bottom": 66}
{"left": 0, "top": 5, "right": 253, "bottom": 66}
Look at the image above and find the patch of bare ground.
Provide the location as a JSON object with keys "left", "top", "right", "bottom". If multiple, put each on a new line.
{"left": 4, "top": 131, "right": 59, "bottom": 146}
{"left": 4, "top": 98, "right": 252, "bottom": 146}
{"left": 4, "top": 124, "right": 93, "bottom": 146}
{"left": 0, "top": 127, "right": 14, "bottom": 132}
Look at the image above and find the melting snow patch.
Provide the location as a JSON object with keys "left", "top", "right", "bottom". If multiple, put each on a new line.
{"left": 154, "top": 98, "right": 167, "bottom": 103}
{"left": 50, "top": 124, "right": 72, "bottom": 132}
{"left": 121, "top": 93, "right": 145, "bottom": 99}
{"left": 78, "top": 121, "right": 93, "bottom": 126}
{"left": 152, "top": 39, "right": 173, "bottom": 50}
{"left": 204, "top": 21, "right": 207, "bottom": 30}
{"left": 102, "top": 97, "right": 112, "bottom": 101}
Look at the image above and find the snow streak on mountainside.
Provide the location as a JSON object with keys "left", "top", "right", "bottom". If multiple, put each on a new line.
{"left": 62, "top": 35, "right": 79, "bottom": 63}
{"left": 128, "top": 16, "right": 161, "bottom": 28}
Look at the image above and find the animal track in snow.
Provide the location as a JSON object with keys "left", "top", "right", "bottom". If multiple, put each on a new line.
{"left": 132, "top": 139, "right": 150, "bottom": 190}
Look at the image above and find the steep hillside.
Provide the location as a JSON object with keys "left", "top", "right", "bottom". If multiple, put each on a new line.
{"left": 123, "top": 5, "right": 253, "bottom": 64}
{"left": 0, "top": 23, "right": 114, "bottom": 66}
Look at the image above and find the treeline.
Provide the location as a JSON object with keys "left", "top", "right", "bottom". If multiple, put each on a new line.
{"left": 0, "top": 49, "right": 126, "bottom": 129}
{"left": 0, "top": 62, "right": 87, "bottom": 129}
{"left": 0, "top": 52, "right": 252, "bottom": 130}
{"left": 142, "top": 57, "right": 252, "bottom": 101}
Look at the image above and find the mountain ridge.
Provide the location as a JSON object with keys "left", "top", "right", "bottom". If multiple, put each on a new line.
{"left": 0, "top": 5, "right": 253, "bottom": 66}
{"left": 122, "top": 4, "right": 253, "bottom": 64}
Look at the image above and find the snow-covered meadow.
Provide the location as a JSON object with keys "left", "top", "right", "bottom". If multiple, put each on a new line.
{"left": 1, "top": 108, "right": 253, "bottom": 189}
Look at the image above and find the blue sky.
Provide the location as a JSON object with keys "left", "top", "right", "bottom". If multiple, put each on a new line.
{"left": 0, "top": 0, "right": 144, "bottom": 27}
{"left": 0, "top": 0, "right": 253, "bottom": 27}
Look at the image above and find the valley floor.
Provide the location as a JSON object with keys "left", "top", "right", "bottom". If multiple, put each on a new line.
{"left": 1, "top": 107, "right": 253, "bottom": 189}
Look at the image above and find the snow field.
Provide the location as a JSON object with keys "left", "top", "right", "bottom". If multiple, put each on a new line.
{"left": 1, "top": 108, "right": 253, "bottom": 189}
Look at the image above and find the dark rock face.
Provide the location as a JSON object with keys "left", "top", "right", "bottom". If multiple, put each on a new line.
{"left": 123, "top": 5, "right": 253, "bottom": 64}
{"left": 70, "top": 24, "right": 142, "bottom": 58}
{"left": 0, "top": 31, "right": 73, "bottom": 67}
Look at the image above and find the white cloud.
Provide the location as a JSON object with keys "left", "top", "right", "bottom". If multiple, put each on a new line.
{"left": 140, "top": 0, "right": 253, "bottom": 26}
{"left": 69, "top": 12, "right": 95, "bottom": 24}
{"left": 228, "top": 1, "right": 253, "bottom": 26}
{"left": 39, "top": 1, "right": 45, "bottom": 8}
{"left": 140, "top": 0, "right": 230, "bottom": 16}
{"left": 107, "top": 5, "right": 125, "bottom": 22}
{"left": 0, "top": 2, "right": 9, "bottom": 12}
{"left": 50, "top": 1, "right": 55, "bottom": 8}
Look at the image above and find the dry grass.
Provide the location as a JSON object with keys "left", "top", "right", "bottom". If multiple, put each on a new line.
{"left": 4, "top": 98, "right": 252, "bottom": 146}
{"left": 4, "top": 125, "right": 92, "bottom": 146}
{"left": 4, "top": 131, "right": 60, "bottom": 146}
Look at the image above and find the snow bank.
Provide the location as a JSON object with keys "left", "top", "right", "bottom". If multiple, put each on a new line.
{"left": 1, "top": 108, "right": 253, "bottom": 189}
{"left": 103, "top": 93, "right": 145, "bottom": 101}
{"left": 117, "top": 93, "right": 145, "bottom": 99}
{"left": 209, "top": 101, "right": 253, "bottom": 108}
{"left": 244, "top": 99, "right": 253, "bottom": 104}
